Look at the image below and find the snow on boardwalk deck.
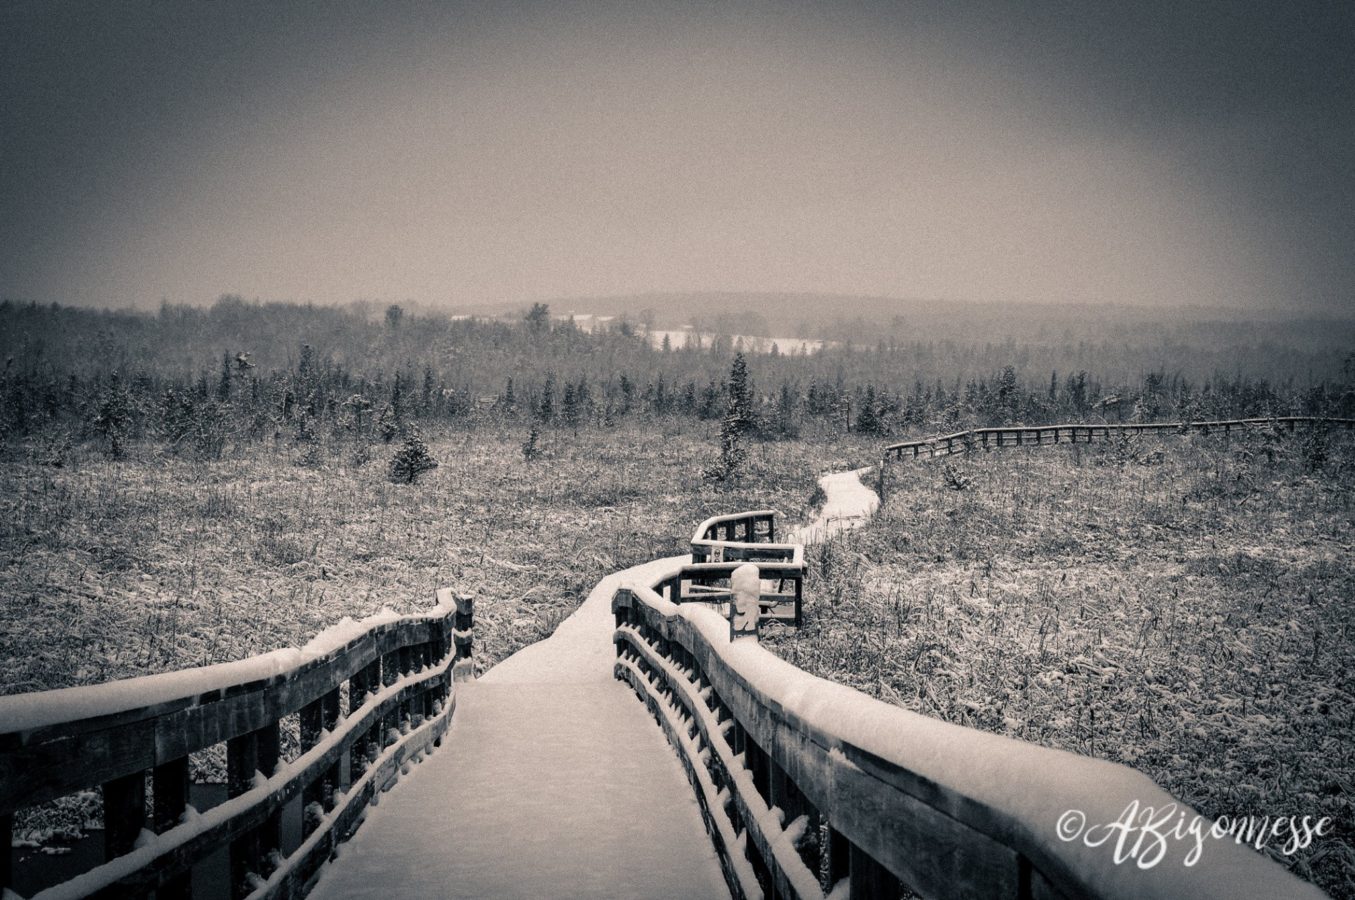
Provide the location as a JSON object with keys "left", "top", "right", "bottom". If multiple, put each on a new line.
{"left": 309, "top": 557, "right": 728, "bottom": 900}
{"left": 789, "top": 466, "right": 879, "bottom": 544}
{"left": 310, "top": 471, "right": 879, "bottom": 900}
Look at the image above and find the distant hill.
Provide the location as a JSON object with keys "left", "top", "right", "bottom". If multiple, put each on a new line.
{"left": 450, "top": 292, "right": 1355, "bottom": 353}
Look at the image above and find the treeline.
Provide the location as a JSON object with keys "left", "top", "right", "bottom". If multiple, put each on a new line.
{"left": 1, "top": 297, "right": 1352, "bottom": 458}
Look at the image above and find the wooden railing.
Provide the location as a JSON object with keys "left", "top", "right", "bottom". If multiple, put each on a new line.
{"left": 678, "top": 511, "right": 804, "bottom": 626}
{"left": 0, "top": 591, "right": 474, "bottom": 900}
{"left": 612, "top": 582, "right": 1322, "bottom": 900}
{"left": 694, "top": 510, "right": 778, "bottom": 547}
{"left": 884, "top": 416, "right": 1355, "bottom": 461}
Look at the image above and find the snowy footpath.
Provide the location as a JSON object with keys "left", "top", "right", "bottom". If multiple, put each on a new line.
{"left": 309, "top": 469, "right": 879, "bottom": 900}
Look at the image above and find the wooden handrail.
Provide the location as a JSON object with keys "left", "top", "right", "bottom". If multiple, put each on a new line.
{"left": 676, "top": 511, "right": 807, "bottom": 628}
{"left": 654, "top": 558, "right": 805, "bottom": 627}
{"left": 612, "top": 581, "right": 1322, "bottom": 900}
{"left": 692, "top": 510, "right": 778, "bottom": 549}
{"left": 0, "top": 591, "right": 474, "bottom": 900}
{"left": 883, "top": 416, "right": 1355, "bottom": 460}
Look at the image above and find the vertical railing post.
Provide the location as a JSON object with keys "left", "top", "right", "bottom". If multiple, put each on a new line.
{"left": 256, "top": 721, "right": 282, "bottom": 876}
{"left": 151, "top": 756, "right": 192, "bottom": 899}
{"left": 365, "top": 657, "right": 383, "bottom": 760}
{"left": 453, "top": 593, "right": 475, "bottom": 682}
{"left": 769, "top": 759, "right": 804, "bottom": 824}
{"left": 730, "top": 563, "right": 761, "bottom": 642}
{"left": 824, "top": 826, "right": 850, "bottom": 894}
{"left": 102, "top": 771, "right": 146, "bottom": 862}
{"left": 0, "top": 814, "right": 10, "bottom": 896}
{"left": 350, "top": 659, "right": 372, "bottom": 774}
{"left": 849, "top": 842, "right": 901, "bottom": 898}
{"left": 300, "top": 695, "right": 327, "bottom": 836}
{"left": 398, "top": 644, "right": 414, "bottom": 729}
{"left": 321, "top": 688, "right": 340, "bottom": 804}
{"left": 381, "top": 646, "right": 400, "bottom": 748}
{"left": 227, "top": 731, "right": 260, "bottom": 898}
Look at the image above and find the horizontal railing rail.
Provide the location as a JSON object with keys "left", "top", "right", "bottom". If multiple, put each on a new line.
{"left": 612, "top": 579, "right": 1321, "bottom": 900}
{"left": 692, "top": 510, "right": 778, "bottom": 562}
{"left": 883, "top": 416, "right": 1355, "bottom": 460}
{"left": 654, "top": 559, "right": 804, "bottom": 626}
{"left": 691, "top": 539, "right": 801, "bottom": 565}
{"left": 0, "top": 591, "right": 474, "bottom": 900}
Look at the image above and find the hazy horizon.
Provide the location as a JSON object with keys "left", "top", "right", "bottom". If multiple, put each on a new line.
{"left": 4, "top": 1, "right": 1353, "bottom": 315}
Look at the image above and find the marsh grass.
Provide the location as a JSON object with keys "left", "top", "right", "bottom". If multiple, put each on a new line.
{"left": 0, "top": 423, "right": 874, "bottom": 694}
{"left": 765, "top": 430, "right": 1355, "bottom": 897}
{"left": 2, "top": 421, "right": 882, "bottom": 845}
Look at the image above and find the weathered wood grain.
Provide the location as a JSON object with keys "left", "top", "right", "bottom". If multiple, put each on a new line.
{"left": 0, "top": 600, "right": 467, "bottom": 899}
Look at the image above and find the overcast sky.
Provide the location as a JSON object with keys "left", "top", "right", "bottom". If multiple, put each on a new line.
{"left": 2, "top": 0, "right": 1352, "bottom": 314}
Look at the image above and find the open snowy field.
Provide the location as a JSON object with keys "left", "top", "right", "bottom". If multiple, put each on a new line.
{"left": 0, "top": 425, "right": 877, "bottom": 696}
{"left": 764, "top": 429, "right": 1355, "bottom": 897}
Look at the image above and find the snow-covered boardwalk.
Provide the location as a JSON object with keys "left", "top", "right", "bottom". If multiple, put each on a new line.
{"left": 307, "top": 557, "right": 727, "bottom": 900}
{"left": 787, "top": 466, "right": 878, "bottom": 544}
{"left": 310, "top": 471, "right": 878, "bottom": 900}
{"left": 4, "top": 465, "right": 1321, "bottom": 899}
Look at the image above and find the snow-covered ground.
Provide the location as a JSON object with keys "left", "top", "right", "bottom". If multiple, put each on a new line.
{"left": 309, "top": 472, "right": 880, "bottom": 899}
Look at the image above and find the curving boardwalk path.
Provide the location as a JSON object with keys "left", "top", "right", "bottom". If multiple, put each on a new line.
{"left": 309, "top": 470, "right": 878, "bottom": 900}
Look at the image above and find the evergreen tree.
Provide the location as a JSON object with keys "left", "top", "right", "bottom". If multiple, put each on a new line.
{"left": 217, "top": 353, "right": 232, "bottom": 402}
{"left": 561, "top": 382, "right": 581, "bottom": 431}
{"left": 705, "top": 404, "right": 747, "bottom": 485}
{"left": 421, "top": 365, "right": 436, "bottom": 416}
{"left": 726, "top": 352, "right": 754, "bottom": 435}
{"left": 92, "top": 372, "right": 133, "bottom": 458}
{"left": 390, "top": 372, "right": 404, "bottom": 425}
{"left": 522, "top": 424, "right": 541, "bottom": 460}
{"left": 525, "top": 302, "right": 551, "bottom": 332}
{"left": 774, "top": 382, "right": 799, "bottom": 438}
{"left": 389, "top": 429, "right": 438, "bottom": 483}
{"left": 855, "top": 384, "right": 882, "bottom": 434}
{"left": 539, "top": 372, "right": 556, "bottom": 423}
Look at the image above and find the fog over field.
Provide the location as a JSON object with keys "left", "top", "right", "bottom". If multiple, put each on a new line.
{"left": 3, "top": 1, "right": 1353, "bottom": 315}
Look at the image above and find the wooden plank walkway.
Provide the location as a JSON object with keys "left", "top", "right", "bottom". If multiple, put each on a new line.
{"left": 307, "top": 556, "right": 728, "bottom": 900}
{"left": 310, "top": 470, "right": 883, "bottom": 900}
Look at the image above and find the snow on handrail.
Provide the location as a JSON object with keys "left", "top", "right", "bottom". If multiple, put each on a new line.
{"left": 0, "top": 590, "right": 475, "bottom": 900}
{"left": 692, "top": 509, "right": 778, "bottom": 546}
{"left": 883, "top": 416, "right": 1355, "bottom": 460}
{"left": 675, "top": 509, "right": 806, "bottom": 627}
{"left": 612, "top": 578, "right": 1321, "bottom": 900}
